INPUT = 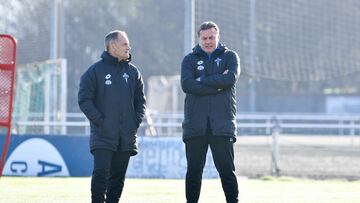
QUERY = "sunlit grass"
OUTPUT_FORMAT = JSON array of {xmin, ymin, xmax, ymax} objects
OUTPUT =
[{"xmin": 0, "ymin": 176, "xmax": 359, "ymax": 203}]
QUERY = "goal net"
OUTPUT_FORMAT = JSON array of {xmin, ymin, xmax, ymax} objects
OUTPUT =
[
  {"xmin": 192, "ymin": 0, "xmax": 360, "ymax": 179},
  {"xmin": 195, "ymin": 0, "xmax": 360, "ymax": 81},
  {"xmin": 12, "ymin": 59, "xmax": 67, "ymax": 135}
]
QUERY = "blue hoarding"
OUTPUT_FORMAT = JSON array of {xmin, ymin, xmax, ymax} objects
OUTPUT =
[{"xmin": 0, "ymin": 135, "xmax": 219, "ymax": 178}]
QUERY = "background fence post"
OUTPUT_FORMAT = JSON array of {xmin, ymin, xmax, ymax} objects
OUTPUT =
[{"xmin": 271, "ymin": 117, "xmax": 280, "ymax": 176}]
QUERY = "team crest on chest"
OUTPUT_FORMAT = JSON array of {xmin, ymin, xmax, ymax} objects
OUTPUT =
[
  {"xmin": 214, "ymin": 58, "xmax": 222, "ymax": 67},
  {"xmin": 122, "ymin": 73, "xmax": 129, "ymax": 83}
]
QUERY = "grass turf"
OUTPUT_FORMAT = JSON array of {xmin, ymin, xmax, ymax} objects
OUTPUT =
[{"xmin": 0, "ymin": 176, "xmax": 359, "ymax": 203}]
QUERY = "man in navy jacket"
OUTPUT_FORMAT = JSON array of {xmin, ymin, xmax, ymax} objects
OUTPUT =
[
  {"xmin": 181, "ymin": 21, "xmax": 240, "ymax": 203},
  {"xmin": 78, "ymin": 30, "xmax": 146, "ymax": 203}
]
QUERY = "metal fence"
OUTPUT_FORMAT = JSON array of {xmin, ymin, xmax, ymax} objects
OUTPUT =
[
  {"xmin": 11, "ymin": 112, "xmax": 360, "ymax": 137},
  {"xmin": 10, "ymin": 112, "xmax": 360, "ymax": 179}
]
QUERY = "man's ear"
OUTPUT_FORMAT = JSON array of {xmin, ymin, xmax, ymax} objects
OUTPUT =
[{"xmin": 110, "ymin": 41, "xmax": 117, "ymax": 51}]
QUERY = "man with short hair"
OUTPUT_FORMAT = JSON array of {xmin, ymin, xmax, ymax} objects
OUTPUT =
[
  {"xmin": 78, "ymin": 30, "xmax": 146, "ymax": 203},
  {"xmin": 181, "ymin": 21, "xmax": 240, "ymax": 203}
]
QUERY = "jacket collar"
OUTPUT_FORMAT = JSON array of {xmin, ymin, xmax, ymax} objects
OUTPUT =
[
  {"xmin": 192, "ymin": 43, "xmax": 227, "ymax": 57},
  {"xmin": 101, "ymin": 51, "xmax": 131, "ymax": 65}
]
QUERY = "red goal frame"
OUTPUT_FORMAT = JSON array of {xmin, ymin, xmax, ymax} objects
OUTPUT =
[{"xmin": 0, "ymin": 34, "xmax": 17, "ymax": 176}]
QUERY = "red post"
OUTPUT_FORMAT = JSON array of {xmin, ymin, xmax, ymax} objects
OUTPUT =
[{"xmin": 0, "ymin": 34, "xmax": 17, "ymax": 176}]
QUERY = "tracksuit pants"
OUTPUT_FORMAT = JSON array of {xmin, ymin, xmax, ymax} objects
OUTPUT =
[
  {"xmin": 185, "ymin": 135, "xmax": 239, "ymax": 203},
  {"xmin": 91, "ymin": 147, "xmax": 130, "ymax": 203}
]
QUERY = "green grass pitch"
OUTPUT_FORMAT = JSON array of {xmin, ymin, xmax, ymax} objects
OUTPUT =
[{"xmin": 0, "ymin": 176, "xmax": 359, "ymax": 203}]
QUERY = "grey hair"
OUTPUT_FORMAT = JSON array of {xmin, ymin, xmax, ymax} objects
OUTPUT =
[
  {"xmin": 197, "ymin": 21, "xmax": 219, "ymax": 37},
  {"xmin": 104, "ymin": 30, "xmax": 127, "ymax": 51}
]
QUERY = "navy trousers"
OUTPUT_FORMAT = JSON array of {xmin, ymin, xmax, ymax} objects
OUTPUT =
[
  {"xmin": 91, "ymin": 148, "xmax": 130, "ymax": 203},
  {"xmin": 185, "ymin": 135, "xmax": 239, "ymax": 203}
]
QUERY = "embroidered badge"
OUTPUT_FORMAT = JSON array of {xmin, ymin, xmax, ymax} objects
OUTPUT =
[
  {"xmin": 214, "ymin": 58, "xmax": 222, "ymax": 67},
  {"xmin": 122, "ymin": 73, "xmax": 129, "ymax": 83},
  {"xmin": 197, "ymin": 65, "xmax": 204, "ymax": 71},
  {"xmin": 105, "ymin": 80, "xmax": 112, "ymax": 85},
  {"xmin": 105, "ymin": 74, "xmax": 112, "ymax": 85}
]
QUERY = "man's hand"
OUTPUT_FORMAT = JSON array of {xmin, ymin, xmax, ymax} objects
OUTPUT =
[
  {"xmin": 223, "ymin": 69, "xmax": 229, "ymax": 74},
  {"xmin": 196, "ymin": 77, "xmax": 201, "ymax": 82}
]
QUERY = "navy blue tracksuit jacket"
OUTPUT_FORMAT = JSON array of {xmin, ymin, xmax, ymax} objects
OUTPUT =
[
  {"xmin": 78, "ymin": 51, "xmax": 146, "ymax": 155},
  {"xmin": 181, "ymin": 43, "xmax": 240, "ymax": 142}
]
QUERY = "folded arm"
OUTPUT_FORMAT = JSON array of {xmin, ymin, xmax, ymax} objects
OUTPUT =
[
  {"xmin": 181, "ymin": 55, "xmax": 220, "ymax": 95},
  {"xmin": 200, "ymin": 51, "xmax": 240, "ymax": 89}
]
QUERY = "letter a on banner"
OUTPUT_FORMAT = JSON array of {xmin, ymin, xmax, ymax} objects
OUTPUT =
[{"xmin": 0, "ymin": 34, "xmax": 17, "ymax": 177}]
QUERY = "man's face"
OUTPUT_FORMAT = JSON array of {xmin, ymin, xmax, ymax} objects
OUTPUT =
[
  {"xmin": 199, "ymin": 27, "xmax": 219, "ymax": 54},
  {"xmin": 112, "ymin": 33, "xmax": 131, "ymax": 60}
]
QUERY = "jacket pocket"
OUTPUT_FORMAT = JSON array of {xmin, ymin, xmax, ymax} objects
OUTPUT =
[
  {"xmin": 125, "ymin": 112, "xmax": 138, "ymax": 136},
  {"xmin": 101, "ymin": 117, "xmax": 119, "ymax": 138},
  {"xmin": 184, "ymin": 95, "xmax": 195, "ymax": 119},
  {"xmin": 224, "ymin": 91, "xmax": 236, "ymax": 118}
]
